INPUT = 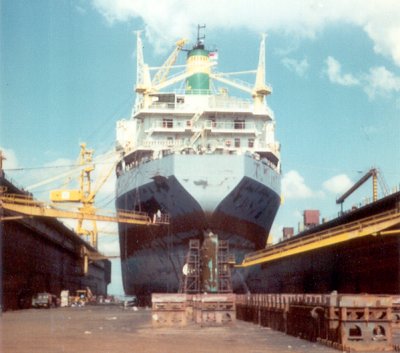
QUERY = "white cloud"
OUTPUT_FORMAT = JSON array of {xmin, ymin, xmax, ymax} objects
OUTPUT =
[
  {"xmin": 282, "ymin": 57, "xmax": 309, "ymax": 77},
  {"xmin": 363, "ymin": 66, "xmax": 400, "ymax": 99},
  {"xmin": 324, "ymin": 57, "xmax": 400, "ymax": 100},
  {"xmin": 322, "ymin": 174, "xmax": 353, "ymax": 194},
  {"xmin": 92, "ymin": 0, "xmax": 400, "ymax": 67},
  {"xmin": 362, "ymin": 9, "xmax": 400, "ymax": 68},
  {"xmin": 325, "ymin": 56, "xmax": 359, "ymax": 86},
  {"xmin": 282, "ymin": 170, "xmax": 314, "ymax": 199}
]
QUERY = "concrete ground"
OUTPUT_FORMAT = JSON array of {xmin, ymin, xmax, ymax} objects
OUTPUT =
[{"xmin": 1, "ymin": 305, "xmax": 341, "ymax": 353}]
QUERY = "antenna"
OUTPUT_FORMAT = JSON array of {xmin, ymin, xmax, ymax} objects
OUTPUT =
[{"xmin": 196, "ymin": 24, "xmax": 206, "ymax": 49}]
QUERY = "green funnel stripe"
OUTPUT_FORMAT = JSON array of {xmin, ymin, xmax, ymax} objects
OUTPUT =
[
  {"xmin": 187, "ymin": 48, "xmax": 209, "ymax": 58},
  {"xmin": 186, "ymin": 73, "xmax": 210, "ymax": 94}
]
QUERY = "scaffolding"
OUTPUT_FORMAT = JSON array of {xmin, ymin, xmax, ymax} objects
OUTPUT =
[
  {"xmin": 180, "ymin": 236, "xmax": 234, "ymax": 294},
  {"xmin": 181, "ymin": 239, "xmax": 201, "ymax": 294}
]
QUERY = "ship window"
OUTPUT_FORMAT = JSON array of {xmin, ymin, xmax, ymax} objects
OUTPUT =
[
  {"xmin": 163, "ymin": 118, "xmax": 173, "ymax": 128},
  {"xmin": 234, "ymin": 119, "xmax": 245, "ymax": 129},
  {"xmin": 234, "ymin": 138, "xmax": 241, "ymax": 148},
  {"xmin": 167, "ymin": 137, "xmax": 174, "ymax": 146},
  {"xmin": 248, "ymin": 138, "xmax": 254, "ymax": 148}
]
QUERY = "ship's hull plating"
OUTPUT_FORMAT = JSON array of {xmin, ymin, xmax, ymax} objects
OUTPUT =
[{"xmin": 116, "ymin": 154, "xmax": 281, "ymax": 298}]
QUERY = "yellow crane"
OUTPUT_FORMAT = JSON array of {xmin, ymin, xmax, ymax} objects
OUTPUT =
[
  {"xmin": 135, "ymin": 32, "xmax": 187, "ymax": 108},
  {"xmin": 336, "ymin": 167, "xmax": 388, "ymax": 212},
  {"xmin": 0, "ymin": 192, "xmax": 167, "ymax": 226},
  {"xmin": 0, "ymin": 191, "xmax": 168, "ymax": 271},
  {"xmin": 236, "ymin": 167, "xmax": 398, "ymax": 268},
  {"xmin": 0, "ymin": 144, "xmax": 169, "ymax": 250},
  {"xmin": 49, "ymin": 143, "xmax": 106, "ymax": 248}
]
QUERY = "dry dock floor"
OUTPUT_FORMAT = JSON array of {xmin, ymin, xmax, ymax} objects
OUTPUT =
[{"xmin": 1, "ymin": 305, "xmax": 395, "ymax": 353}]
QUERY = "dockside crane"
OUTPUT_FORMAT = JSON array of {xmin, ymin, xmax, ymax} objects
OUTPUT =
[
  {"xmin": 48, "ymin": 143, "xmax": 114, "ymax": 249},
  {"xmin": 236, "ymin": 168, "xmax": 398, "ymax": 269},
  {"xmin": 0, "ymin": 145, "xmax": 169, "ymax": 250},
  {"xmin": 336, "ymin": 168, "xmax": 388, "ymax": 212}
]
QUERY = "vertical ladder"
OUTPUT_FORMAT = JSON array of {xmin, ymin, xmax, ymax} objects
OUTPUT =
[
  {"xmin": 181, "ymin": 239, "xmax": 201, "ymax": 293},
  {"xmin": 217, "ymin": 240, "xmax": 234, "ymax": 293}
]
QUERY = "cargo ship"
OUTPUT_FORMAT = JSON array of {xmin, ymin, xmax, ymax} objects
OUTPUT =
[{"xmin": 115, "ymin": 31, "xmax": 281, "ymax": 301}]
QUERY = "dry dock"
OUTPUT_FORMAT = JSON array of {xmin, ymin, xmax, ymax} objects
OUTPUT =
[
  {"xmin": 1, "ymin": 305, "xmax": 339, "ymax": 353},
  {"xmin": 1, "ymin": 175, "xmax": 111, "ymax": 311}
]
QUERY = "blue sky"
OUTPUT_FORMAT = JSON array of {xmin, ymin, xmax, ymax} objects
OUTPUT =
[{"xmin": 2, "ymin": 0, "xmax": 400, "ymax": 295}]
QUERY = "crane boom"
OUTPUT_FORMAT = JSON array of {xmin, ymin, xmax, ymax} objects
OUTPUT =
[
  {"xmin": 1, "ymin": 144, "xmax": 169, "ymax": 249},
  {"xmin": 134, "ymin": 32, "xmax": 272, "ymax": 112},
  {"xmin": 25, "ymin": 165, "xmax": 82, "ymax": 191},
  {"xmin": 151, "ymin": 38, "xmax": 187, "ymax": 87},
  {"xmin": 209, "ymin": 73, "xmax": 253, "ymax": 95},
  {"xmin": 336, "ymin": 168, "xmax": 378, "ymax": 205}
]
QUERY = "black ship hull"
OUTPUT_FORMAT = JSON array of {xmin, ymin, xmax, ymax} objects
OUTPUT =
[{"xmin": 116, "ymin": 160, "xmax": 281, "ymax": 303}]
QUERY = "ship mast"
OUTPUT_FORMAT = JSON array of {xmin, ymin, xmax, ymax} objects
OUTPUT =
[
  {"xmin": 135, "ymin": 31, "xmax": 151, "ymax": 110},
  {"xmin": 134, "ymin": 31, "xmax": 187, "ymax": 110},
  {"xmin": 134, "ymin": 30, "xmax": 271, "ymax": 113},
  {"xmin": 253, "ymin": 33, "xmax": 271, "ymax": 112},
  {"xmin": 209, "ymin": 33, "xmax": 272, "ymax": 113}
]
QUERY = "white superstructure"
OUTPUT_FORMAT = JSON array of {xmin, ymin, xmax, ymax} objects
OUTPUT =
[{"xmin": 116, "ymin": 33, "xmax": 280, "ymax": 177}]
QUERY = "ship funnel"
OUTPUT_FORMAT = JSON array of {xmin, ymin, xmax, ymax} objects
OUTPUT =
[{"xmin": 185, "ymin": 25, "xmax": 212, "ymax": 95}]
